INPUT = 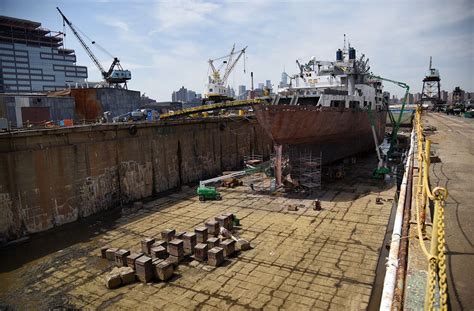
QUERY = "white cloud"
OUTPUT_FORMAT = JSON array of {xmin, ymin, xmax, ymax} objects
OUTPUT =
[
  {"xmin": 101, "ymin": 19, "xmax": 129, "ymax": 32},
  {"xmin": 152, "ymin": 0, "xmax": 220, "ymax": 31},
  {"xmin": 77, "ymin": 0, "xmax": 474, "ymax": 100}
]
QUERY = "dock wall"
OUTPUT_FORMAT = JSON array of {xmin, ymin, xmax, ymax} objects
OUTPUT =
[{"xmin": 0, "ymin": 118, "xmax": 272, "ymax": 242}]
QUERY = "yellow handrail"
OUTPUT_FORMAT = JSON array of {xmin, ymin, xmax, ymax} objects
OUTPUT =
[{"xmin": 413, "ymin": 107, "xmax": 449, "ymax": 310}]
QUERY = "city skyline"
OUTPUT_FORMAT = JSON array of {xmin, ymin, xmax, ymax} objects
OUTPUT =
[{"xmin": 1, "ymin": 0, "xmax": 472, "ymax": 101}]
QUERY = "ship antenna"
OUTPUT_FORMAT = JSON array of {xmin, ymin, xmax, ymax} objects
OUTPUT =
[{"xmin": 343, "ymin": 34, "xmax": 346, "ymax": 52}]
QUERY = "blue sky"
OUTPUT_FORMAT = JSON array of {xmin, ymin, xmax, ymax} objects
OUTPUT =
[{"xmin": 2, "ymin": 0, "xmax": 473, "ymax": 101}]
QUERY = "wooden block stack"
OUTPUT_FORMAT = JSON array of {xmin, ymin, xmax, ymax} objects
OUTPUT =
[
  {"xmin": 126, "ymin": 253, "xmax": 143, "ymax": 270},
  {"xmin": 135, "ymin": 255, "xmax": 153, "ymax": 283},
  {"xmin": 207, "ymin": 237, "xmax": 220, "ymax": 249},
  {"xmin": 220, "ymin": 239, "xmax": 236, "ymax": 257},
  {"xmin": 155, "ymin": 261, "xmax": 174, "ymax": 281},
  {"xmin": 114, "ymin": 249, "xmax": 130, "ymax": 267},
  {"xmin": 195, "ymin": 227, "xmax": 208, "ymax": 243},
  {"xmin": 167, "ymin": 239, "xmax": 184, "ymax": 263},
  {"xmin": 208, "ymin": 247, "xmax": 224, "ymax": 267},
  {"xmin": 205, "ymin": 220, "xmax": 220, "ymax": 237},
  {"xmin": 105, "ymin": 248, "xmax": 119, "ymax": 261},
  {"xmin": 161, "ymin": 229, "xmax": 176, "ymax": 242},
  {"xmin": 141, "ymin": 238, "xmax": 155, "ymax": 255},
  {"xmin": 150, "ymin": 246, "xmax": 167, "ymax": 259},
  {"xmin": 183, "ymin": 232, "xmax": 197, "ymax": 255},
  {"xmin": 194, "ymin": 243, "xmax": 208, "ymax": 262}
]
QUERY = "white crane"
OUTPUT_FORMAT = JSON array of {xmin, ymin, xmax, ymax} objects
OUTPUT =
[{"xmin": 204, "ymin": 44, "xmax": 247, "ymax": 102}]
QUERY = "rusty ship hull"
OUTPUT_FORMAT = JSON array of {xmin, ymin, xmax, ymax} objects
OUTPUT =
[{"xmin": 254, "ymin": 105, "xmax": 387, "ymax": 163}]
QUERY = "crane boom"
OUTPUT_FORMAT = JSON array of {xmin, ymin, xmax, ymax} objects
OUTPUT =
[
  {"xmin": 221, "ymin": 46, "xmax": 247, "ymax": 84},
  {"xmin": 56, "ymin": 7, "xmax": 107, "ymax": 77},
  {"xmin": 368, "ymin": 74, "xmax": 410, "ymax": 154}
]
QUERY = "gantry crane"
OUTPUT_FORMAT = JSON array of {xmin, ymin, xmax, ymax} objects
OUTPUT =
[
  {"xmin": 204, "ymin": 44, "xmax": 247, "ymax": 103},
  {"xmin": 56, "ymin": 7, "xmax": 131, "ymax": 89}
]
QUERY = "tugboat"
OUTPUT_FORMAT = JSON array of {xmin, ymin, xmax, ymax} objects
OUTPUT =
[{"xmin": 254, "ymin": 39, "xmax": 386, "ymax": 164}]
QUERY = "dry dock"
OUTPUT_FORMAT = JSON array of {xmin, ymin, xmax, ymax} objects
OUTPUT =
[{"xmin": 0, "ymin": 152, "xmax": 396, "ymax": 310}]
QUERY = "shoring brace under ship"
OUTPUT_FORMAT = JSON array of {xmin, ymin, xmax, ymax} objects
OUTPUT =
[{"xmin": 255, "ymin": 42, "xmax": 387, "ymax": 173}]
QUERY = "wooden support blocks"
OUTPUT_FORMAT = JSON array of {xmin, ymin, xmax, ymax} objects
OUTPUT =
[
  {"xmin": 105, "ymin": 248, "xmax": 118, "ymax": 261},
  {"xmin": 221, "ymin": 239, "xmax": 236, "ymax": 257},
  {"xmin": 207, "ymin": 237, "xmax": 220, "ymax": 249},
  {"xmin": 141, "ymin": 238, "xmax": 155, "ymax": 255},
  {"xmin": 126, "ymin": 253, "xmax": 143, "ymax": 270},
  {"xmin": 161, "ymin": 229, "xmax": 176, "ymax": 242},
  {"xmin": 183, "ymin": 232, "xmax": 197, "ymax": 255},
  {"xmin": 150, "ymin": 246, "xmax": 167, "ymax": 259},
  {"xmin": 205, "ymin": 220, "xmax": 220, "ymax": 236},
  {"xmin": 194, "ymin": 243, "xmax": 208, "ymax": 262},
  {"xmin": 155, "ymin": 260, "xmax": 174, "ymax": 281},
  {"xmin": 208, "ymin": 247, "xmax": 224, "ymax": 267},
  {"xmin": 114, "ymin": 249, "xmax": 130, "ymax": 267},
  {"xmin": 195, "ymin": 227, "xmax": 208, "ymax": 243},
  {"xmin": 135, "ymin": 255, "xmax": 153, "ymax": 283},
  {"xmin": 168, "ymin": 239, "xmax": 184, "ymax": 258}
]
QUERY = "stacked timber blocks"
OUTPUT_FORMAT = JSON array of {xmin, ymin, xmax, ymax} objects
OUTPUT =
[
  {"xmin": 154, "ymin": 260, "xmax": 174, "ymax": 281},
  {"xmin": 105, "ymin": 248, "xmax": 118, "ymax": 261},
  {"xmin": 208, "ymin": 247, "xmax": 224, "ymax": 267},
  {"xmin": 150, "ymin": 246, "xmax": 167, "ymax": 259},
  {"xmin": 135, "ymin": 255, "xmax": 153, "ymax": 283},
  {"xmin": 115, "ymin": 249, "xmax": 130, "ymax": 267},
  {"xmin": 195, "ymin": 227, "xmax": 208, "ymax": 243},
  {"xmin": 127, "ymin": 253, "xmax": 143, "ymax": 270},
  {"xmin": 161, "ymin": 229, "xmax": 176, "ymax": 242},
  {"xmin": 205, "ymin": 220, "xmax": 220, "ymax": 237},
  {"xmin": 194, "ymin": 243, "xmax": 208, "ymax": 262},
  {"xmin": 215, "ymin": 214, "xmax": 233, "ymax": 231},
  {"xmin": 207, "ymin": 237, "xmax": 220, "ymax": 249},
  {"xmin": 221, "ymin": 239, "xmax": 236, "ymax": 257},
  {"xmin": 101, "ymin": 212, "xmax": 251, "ymax": 289},
  {"xmin": 141, "ymin": 238, "xmax": 155, "ymax": 255},
  {"xmin": 167, "ymin": 239, "xmax": 184, "ymax": 265},
  {"xmin": 183, "ymin": 232, "xmax": 197, "ymax": 255}
]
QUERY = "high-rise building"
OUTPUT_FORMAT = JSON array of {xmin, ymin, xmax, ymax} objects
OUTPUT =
[
  {"xmin": 172, "ymin": 86, "xmax": 188, "ymax": 103},
  {"xmin": 257, "ymin": 83, "xmax": 264, "ymax": 90},
  {"xmin": 265, "ymin": 80, "xmax": 271, "ymax": 89},
  {"xmin": 226, "ymin": 86, "xmax": 235, "ymax": 98},
  {"xmin": 452, "ymin": 86, "xmax": 465, "ymax": 104},
  {"xmin": 0, "ymin": 16, "xmax": 88, "ymax": 93},
  {"xmin": 279, "ymin": 72, "xmax": 288, "ymax": 88},
  {"xmin": 187, "ymin": 90, "xmax": 196, "ymax": 102},
  {"xmin": 238, "ymin": 85, "xmax": 246, "ymax": 97}
]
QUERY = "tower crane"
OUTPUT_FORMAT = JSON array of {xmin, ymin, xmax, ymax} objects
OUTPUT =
[
  {"xmin": 204, "ymin": 44, "xmax": 247, "ymax": 103},
  {"xmin": 56, "ymin": 7, "xmax": 131, "ymax": 89}
]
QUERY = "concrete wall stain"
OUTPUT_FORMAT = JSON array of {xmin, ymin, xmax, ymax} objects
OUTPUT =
[{"xmin": 0, "ymin": 118, "xmax": 272, "ymax": 242}]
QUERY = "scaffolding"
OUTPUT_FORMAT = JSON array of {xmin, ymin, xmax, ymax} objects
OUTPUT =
[{"xmin": 296, "ymin": 151, "xmax": 322, "ymax": 190}]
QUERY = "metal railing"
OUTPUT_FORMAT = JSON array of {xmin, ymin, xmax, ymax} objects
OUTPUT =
[{"xmin": 413, "ymin": 107, "xmax": 449, "ymax": 310}]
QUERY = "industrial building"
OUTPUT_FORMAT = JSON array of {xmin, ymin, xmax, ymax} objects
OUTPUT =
[{"xmin": 0, "ymin": 15, "xmax": 88, "ymax": 93}]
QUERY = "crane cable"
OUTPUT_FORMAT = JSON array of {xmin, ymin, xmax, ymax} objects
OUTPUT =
[{"xmin": 71, "ymin": 21, "xmax": 114, "ymax": 59}]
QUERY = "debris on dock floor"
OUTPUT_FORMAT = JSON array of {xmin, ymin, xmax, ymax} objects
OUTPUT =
[{"xmin": 0, "ymin": 154, "xmax": 396, "ymax": 310}]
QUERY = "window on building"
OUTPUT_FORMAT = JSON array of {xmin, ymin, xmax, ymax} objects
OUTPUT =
[
  {"xmin": 349, "ymin": 101, "xmax": 360, "ymax": 109},
  {"xmin": 330, "ymin": 100, "xmax": 345, "ymax": 108}
]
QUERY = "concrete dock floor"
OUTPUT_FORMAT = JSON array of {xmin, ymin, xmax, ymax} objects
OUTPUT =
[
  {"xmin": 0, "ymin": 154, "xmax": 396, "ymax": 310},
  {"xmin": 423, "ymin": 113, "xmax": 474, "ymax": 310}
]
